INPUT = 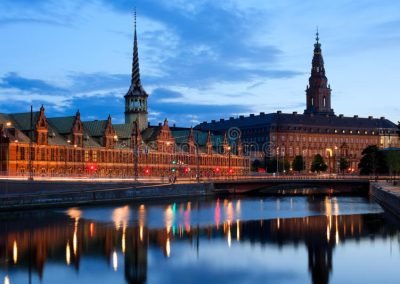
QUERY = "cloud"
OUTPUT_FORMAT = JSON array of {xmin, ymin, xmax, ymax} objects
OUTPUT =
[{"xmin": 0, "ymin": 72, "xmax": 65, "ymax": 93}]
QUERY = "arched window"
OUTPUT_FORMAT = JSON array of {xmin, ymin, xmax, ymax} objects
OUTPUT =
[
  {"xmin": 323, "ymin": 97, "xmax": 326, "ymax": 107},
  {"xmin": 311, "ymin": 97, "xmax": 314, "ymax": 106}
]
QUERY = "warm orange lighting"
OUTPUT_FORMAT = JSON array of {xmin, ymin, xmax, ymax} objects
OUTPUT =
[
  {"xmin": 73, "ymin": 230, "xmax": 77, "ymax": 256},
  {"xmin": 89, "ymin": 222, "xmax": 95, "ymax": 237},
  {"xmin": 12, "ymin": 240, "xmax": 17, "ymax": 264},
  {"xmin": 166, "ymin": 238, "xmax": 171, "ymax": 257},
  {"xmin": 165, "ymin": 205, "xmax": 173, "ymax": 234},
  {"xmin": 122, "ymin": 228, "xmax": 126, "ymax": 254},
  {"xmin": 227, "ymin": 221, "xmax": 232, "ymax": 247},
  {"xmin": 67, "ymin": 208, "xmax": 82, "ymax": 220},
  {"xmin": 140, "ymin": 225, "xmax": 144, "ymax": 242},
  {"xmin": 112, "ymin": 206, "xmax": 130, "ymax": 230},
  {"xmin": 66, "ymin": 242, "xmax": 71, "ymax": 265}
]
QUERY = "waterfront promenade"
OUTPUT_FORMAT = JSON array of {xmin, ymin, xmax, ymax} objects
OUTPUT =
[
  {"xmin": 370, "ymin": 181, "xmax": 400, "ymax": 216},
  {"xmin": 0, "ymin": 175, "xmax": 397, "ymax": 211}
]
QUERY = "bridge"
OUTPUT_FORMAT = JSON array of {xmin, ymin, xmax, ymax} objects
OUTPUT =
[{"xmin": 212, "ymin": 176, "xmax": 373, "ymax": 195}]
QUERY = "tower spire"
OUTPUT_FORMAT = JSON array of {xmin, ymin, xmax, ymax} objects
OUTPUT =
[
  {"xmin": 304, "ymin": 31, "xmax": 334, "ymax": 116},
  {"xmin": 131, "ymin": 8, "xmax": 141, "ymax": 87},
  {"xmin": 124, "ymin": 9, "xmax": 149, "ymax": 130}
]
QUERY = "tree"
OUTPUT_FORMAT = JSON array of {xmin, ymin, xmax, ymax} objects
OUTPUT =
[
  {"xmin": 358, "ymin": 145, "xmax": 387, "ymax": 175},
  {"xmin": 292, "ymin": 155, "xmax": 305, "ymax": 172},
  {"xmin": 339, "ymin": 157, "xmax": 350, "ymax": 174},
  {"xmin": 385, "ymin": 150, "xmax": 400, "ymax": 178},
  {"xmin": 311, "ymin": 154, "xmax": 328, "ymax": 173}
]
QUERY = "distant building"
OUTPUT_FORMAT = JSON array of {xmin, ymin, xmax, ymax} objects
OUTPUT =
[
  {"xmin": 196, "ymin": 33, "xmax": 399, "ymax": 172},
  {"xmin": 0, "ymin": 15, "xmax": 249, "ymax": 178}
]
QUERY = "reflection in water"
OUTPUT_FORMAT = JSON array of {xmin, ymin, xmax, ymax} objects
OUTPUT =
[
  {"xmin": 65, "ymin": 241, "xmax": 71, "ymax": 265},
  {"xmin": 139, "ymin": 205, "xmax": 146, "ymax": 242},
  {"xmin": 112, "ymin": 250, "xmax": 118, "ymax": 271},
  {"xmin": 112, "ymin": 206, "xmax": 130, "ymax": 231},
  {"xmin": 12, "ymin": 240, "xmax": 17, "ymax": 265},
  {"xmin": 0, "ymin": 197, "xmax": 398, "ymax": 284}
]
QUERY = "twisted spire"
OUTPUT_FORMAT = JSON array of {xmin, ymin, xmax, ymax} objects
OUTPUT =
[{"xmin": 131, "ymin": 8, "xmax": 141, "ymax": 87}]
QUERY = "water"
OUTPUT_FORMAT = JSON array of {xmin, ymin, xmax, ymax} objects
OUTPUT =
[{"xmin": 1, "ymin": 195, "xmax": 400, "ymax": 284}]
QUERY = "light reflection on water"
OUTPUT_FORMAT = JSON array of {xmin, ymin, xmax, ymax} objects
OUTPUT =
[{"xmin": 0, "ymin": 196, "xmax": 399, "ymax": 284}]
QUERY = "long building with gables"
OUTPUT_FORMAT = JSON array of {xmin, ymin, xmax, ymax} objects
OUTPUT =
[{"xmin": 0, "ymin": 16, "xmax": 250, "ymax": 178}]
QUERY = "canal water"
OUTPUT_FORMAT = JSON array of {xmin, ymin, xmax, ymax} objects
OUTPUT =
[{"xmin": 1, "ymin": 195, "xmax": 400, "ymax": 284}]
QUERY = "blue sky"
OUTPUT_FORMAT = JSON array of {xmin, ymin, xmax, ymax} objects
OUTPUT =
[{"xmin": 0, "ymin": 0, "xmax": 399, "ymax": 126}]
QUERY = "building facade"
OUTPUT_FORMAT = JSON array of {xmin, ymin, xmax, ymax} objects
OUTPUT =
[
  {"xmin": 0, "ymin": 16, "xmax": 250, "ymax": 178},
  {"xmin": 196, "ymin": 33, "xmax": 399, "ymax": 172}
]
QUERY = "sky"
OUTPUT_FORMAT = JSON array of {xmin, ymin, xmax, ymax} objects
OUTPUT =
[{"xmin": 0, "ymin": 0, "xmax": 399, "ymax": 126}]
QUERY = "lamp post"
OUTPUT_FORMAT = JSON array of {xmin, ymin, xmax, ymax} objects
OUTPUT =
[
  {"xmin": 28, "ymin": 105, "xmax": 34, "ymax": 181},
  {"xmin": 133, "ymin": 134, "xmax": 139, "ymax": 181}
]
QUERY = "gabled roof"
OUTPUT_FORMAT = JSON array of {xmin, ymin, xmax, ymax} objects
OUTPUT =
[
  {"xmin": 47, "ymin": 116, "xmax": 75, "ymax": 134},
  {"xmin": 8, "ymin": 111, "xmax": 40, "ymax": 131},
  {"xmin": 141, "ymin": 126, "xmax": 161, "ymax": 142},
  {"xmin": 114, "ymin": 123, "xmax": 133, "ymax": 139},
  {"xmin": 83, "ymin": 120, "xmax": 107, "ymax": 137}
]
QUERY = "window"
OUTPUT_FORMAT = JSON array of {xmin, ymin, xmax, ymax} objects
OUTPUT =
[
  {"xmin": 41, "ymin": 149, "xmax": 45, "ymax": 161},
  {"xmin": 85, "ymin": 150, "xmax": 89, "ymax": 162},
  {"xmin": 93, "ymin": 151, "xmax": 97, "ymax": 162},
  {"xmin": 311, "ymin": 97, "xmax": 314, "ymax": 106},
  {"xmin": 323, "ymin": 97, "xmax": 326, "ymax": 107},
  {"xmin": 20, "ymin": 147, "xmax": 25, "ymax": 160}
]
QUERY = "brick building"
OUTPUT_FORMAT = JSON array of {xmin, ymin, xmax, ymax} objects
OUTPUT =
[
  {"xmin": 0, "ymin": 17, "xmax": 250, "ymax": 178},
  {"xmin": 196, "ymin": 33, "xmax": 399, "ymax": 172}
]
